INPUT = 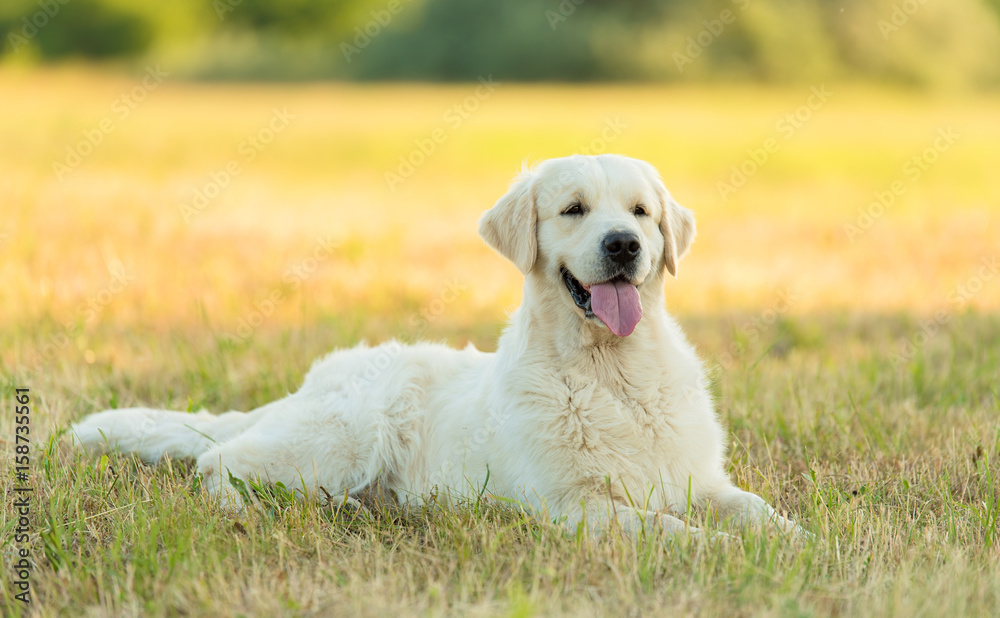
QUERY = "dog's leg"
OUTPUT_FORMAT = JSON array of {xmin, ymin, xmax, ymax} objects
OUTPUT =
[
  {"xmin": 564, "ymin": 498, "xmax": 730, "ymax": 541},
  {"xmin": 704, "ymin": 485, "xmax": 806, "ymax": 536},
  {"xmin": 194, "ymin": 411, "xmax": 394, "ymax": 512},
  {"xmin": 608, "ymin": 505, "xmax": 701, "ymax": 538}
]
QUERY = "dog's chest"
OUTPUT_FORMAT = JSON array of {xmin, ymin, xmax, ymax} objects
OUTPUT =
[{"xmin": 544, "ymin": 372, "xmax": 681, "ymax": 457}]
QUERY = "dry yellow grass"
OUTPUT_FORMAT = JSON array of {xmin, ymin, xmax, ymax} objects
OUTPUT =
[{"xmin": 1, "ymin": 68, "xmax": 998, "ymax": 616}]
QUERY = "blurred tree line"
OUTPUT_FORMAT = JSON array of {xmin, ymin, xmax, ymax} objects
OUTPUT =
[{"xmin": 2, "ymin": 0, "xmax": 999, "ymax": 88}]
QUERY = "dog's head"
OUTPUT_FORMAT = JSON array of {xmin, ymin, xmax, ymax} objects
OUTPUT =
[{"xmin": 479, "ymin": 154, "xmax": 695, "ymax": 337}]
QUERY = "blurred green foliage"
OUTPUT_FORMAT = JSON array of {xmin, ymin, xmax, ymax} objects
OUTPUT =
[
  {"xmin": 2, "ymin": 0, "xmax": 999, "ymax": 87},
  {"xmin": 1, "ymin": 0, "xmax": 152, "ymax": 59}
]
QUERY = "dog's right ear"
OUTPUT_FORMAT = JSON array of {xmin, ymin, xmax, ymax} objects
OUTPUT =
[{"xmin": 478, "ymin": 171, "xmax": 537, "ymax": 274}]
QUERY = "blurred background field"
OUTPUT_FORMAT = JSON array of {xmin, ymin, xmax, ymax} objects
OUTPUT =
[
  {"xmin": 2, "ymin": 70, "xmax": 999, "ymax": 341},
  {"xmin": 2, "ymin": 1, "xmax": 1000, "ymax": 615}
]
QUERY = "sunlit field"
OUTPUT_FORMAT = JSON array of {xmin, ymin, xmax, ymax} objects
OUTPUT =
[{"xmin": 1, "ymin": 69, "xmax": 999, "ymax": 615}]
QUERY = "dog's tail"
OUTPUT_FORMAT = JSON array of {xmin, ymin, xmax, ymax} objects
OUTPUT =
[{"xmin": 70, "ymin": 407, "xmax": 259, "ymax": 463}]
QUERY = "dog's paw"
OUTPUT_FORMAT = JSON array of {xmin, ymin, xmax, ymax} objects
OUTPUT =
[
  {"xmin": 198, "ymin": 465, "xmax": 250, "ymax": 514},
  {"xmin": 326, "ymin": 496, "xmax": 372, "ymax": 521},
  {"xmin": 694, "ymin": 528, "xmax": 740, "ymax": 546},
  {"xmin": 662, "ymin": 526, "xmax": 738, "ymax": 547},
  {"xmin": 776, "ymin": 517, "xmax": 814, "ymax": 541},
  {"xmin": 215, "ymin": 484, "xmax": 249, "ymax": 514},
  {"xmin": 791, "ymin": 524, "xmax": 815, "ymax": 542}
]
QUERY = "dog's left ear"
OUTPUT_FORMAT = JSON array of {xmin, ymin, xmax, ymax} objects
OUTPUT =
[
  {"xmin": 479, "ymin": 170, "xmax": 538, "ymax": 274},
  {"xmin": 661, "ymin": 198, "xmax": 696, "ymax": 278},
  {"xmin": 641, "ymin": 162, "xmax": 696, "ymax": 277}
]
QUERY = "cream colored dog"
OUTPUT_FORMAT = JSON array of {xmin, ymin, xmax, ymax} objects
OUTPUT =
[{"xmin": 73, "ymin": 154, "xmax": 801, "ymax": 537}]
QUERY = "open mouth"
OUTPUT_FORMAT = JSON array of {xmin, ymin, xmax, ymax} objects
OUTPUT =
[
  {"xmin": 560, "ymin": 267, "xmax": 643, "ymax": 337},
  {"xmin": 561, "ymin": 268, "xmax": 594, "ymax": 317}
]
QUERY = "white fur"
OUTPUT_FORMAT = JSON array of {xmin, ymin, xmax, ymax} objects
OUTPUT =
[{"xmin": 72, "ymin": 154, "xmax": 801, "ymax": 536}]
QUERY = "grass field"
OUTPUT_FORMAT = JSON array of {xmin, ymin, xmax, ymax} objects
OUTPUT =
[{"xmin": 1, "ymin": 68, "xmax": 999, "ymax": 616}]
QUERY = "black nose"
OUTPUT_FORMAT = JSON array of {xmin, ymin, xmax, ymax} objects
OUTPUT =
[{"xmin": 602, "ymin": 231, "xmax": 641, "ymax": 265}]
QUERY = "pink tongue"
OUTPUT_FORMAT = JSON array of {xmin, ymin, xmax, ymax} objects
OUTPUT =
[{"xmin": 589, "ymin": 280, "xmax": 642, "ymax": 337}]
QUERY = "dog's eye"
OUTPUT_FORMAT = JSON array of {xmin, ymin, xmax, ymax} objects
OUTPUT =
[
  {"xmin": 562, "ymin": 203, "xmax": 584, "ymax": 216},
  {"xmin": 633, "ymin": 204, "xmax": 648, "ymax": 216}
]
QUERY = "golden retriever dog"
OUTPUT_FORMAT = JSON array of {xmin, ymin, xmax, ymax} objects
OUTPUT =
[{"xmin": 73, "ymin": 154, "xmax": 802, "ymax": 537}]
